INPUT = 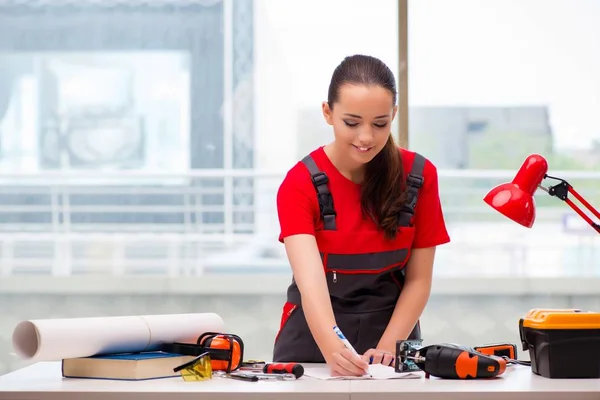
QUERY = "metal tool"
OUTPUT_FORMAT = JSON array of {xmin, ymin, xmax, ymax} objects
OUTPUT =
[
  {"xmin": 230, "ymin": 371, "xmax": 297, "ymax": 381},
  {"xmin": 394, "ymin": 339, "xmax": 425, "ymax": 372}
]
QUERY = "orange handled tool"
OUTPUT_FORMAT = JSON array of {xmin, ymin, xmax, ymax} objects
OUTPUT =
[
  {"xmin": 397, "ymin": 342, "xmax": 507, "ymax": 379},
  {"xmin": 474, "ymin": 343, "xmax": 517, "ymax": 360},
  {"xmin": 263, "ymin": 363, "xmax": 304, "ymax": 379}
]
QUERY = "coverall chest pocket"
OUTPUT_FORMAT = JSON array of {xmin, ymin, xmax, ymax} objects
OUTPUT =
[{"xmin": 316, "ymin": 228, "xmax": 415, "ymax": 298}]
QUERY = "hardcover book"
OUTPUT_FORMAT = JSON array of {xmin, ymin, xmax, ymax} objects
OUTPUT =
[{"xmin": 61, "ymin": 351, "xmax": 194, "ymax": 381}]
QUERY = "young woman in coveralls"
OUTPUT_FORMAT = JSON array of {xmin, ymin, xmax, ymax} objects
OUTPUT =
[{"xmin": 273, "ymin": 55, "xmax": 450, "ymax": 377}]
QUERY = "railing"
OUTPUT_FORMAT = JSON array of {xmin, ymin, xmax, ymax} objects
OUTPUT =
[{"xmin": 0, "ymin": 169, "xmax": 598, "ymax": 277}]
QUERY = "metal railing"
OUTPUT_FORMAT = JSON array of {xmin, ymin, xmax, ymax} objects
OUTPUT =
[{"xmin": 0, "ymin": 169, "xmax": 598, "ymax": 277}]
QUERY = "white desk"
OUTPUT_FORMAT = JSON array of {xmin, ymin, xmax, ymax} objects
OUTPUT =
[
  {"xmin": 351, "ymin": 366, "xmax": 600, "ymax": 400},
  {"xmin": 0, "ymin": 362, "xmax": 599, "ymax": 400},
  {"xmin": 0, "ymin": 362, "xmax": 349, "ymax": 400}
]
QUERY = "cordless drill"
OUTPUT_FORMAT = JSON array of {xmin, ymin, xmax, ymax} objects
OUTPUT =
[{"xmin": 395, "ymin": 341, "xmax": 507, "ymax": 379}]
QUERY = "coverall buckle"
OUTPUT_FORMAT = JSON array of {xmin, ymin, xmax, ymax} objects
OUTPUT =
[
  {"xmin": 318, "ymin": 193, "xmax": 336, "ymax": 216},
  {"xmin": 312, "ymin": 172, "xmax": 329, "ymax": 186},
  {"xmin": 407, "ymin": 174, "xmax": 424, "ymax": 188}
]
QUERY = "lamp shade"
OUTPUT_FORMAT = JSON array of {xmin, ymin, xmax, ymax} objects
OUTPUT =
[{"xmin": 483, "ymin": 154, "xmax": 549, "ymax": 228}]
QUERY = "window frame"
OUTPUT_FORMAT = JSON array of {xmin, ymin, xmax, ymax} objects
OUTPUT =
[{"xmin": 397, "ymin": 0, "xmax": 409, "ymax": 148}]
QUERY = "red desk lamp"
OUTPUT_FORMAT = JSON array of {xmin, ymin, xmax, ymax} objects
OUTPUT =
[{"xmin": 483, "ymin": 154, "xmax": 600, "ymax": 234}]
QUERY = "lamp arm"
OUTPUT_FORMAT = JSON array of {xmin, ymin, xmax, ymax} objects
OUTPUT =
[{"xmin": 540, "ymin": 174, "xmax": 600, "ymax": 234}]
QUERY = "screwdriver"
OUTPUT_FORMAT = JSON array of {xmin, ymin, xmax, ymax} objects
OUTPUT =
[{"xmin": 262, "ymin": 363, "xmax": 304, "ymax": 379}]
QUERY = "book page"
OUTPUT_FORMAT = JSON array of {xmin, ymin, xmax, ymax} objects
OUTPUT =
[{"xmin": 303, "ymin": 364, "xmax": 422, "ymax": 380}]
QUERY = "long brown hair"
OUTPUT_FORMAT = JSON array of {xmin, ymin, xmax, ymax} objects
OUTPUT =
[{"xmin": 327, "ymin": 55, "xmax": 406, "ymax": 240}]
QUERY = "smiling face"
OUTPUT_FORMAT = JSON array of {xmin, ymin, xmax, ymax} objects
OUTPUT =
[{"xmin": 322, "ymin": 83, "xmax": 397, "ymax": 169}]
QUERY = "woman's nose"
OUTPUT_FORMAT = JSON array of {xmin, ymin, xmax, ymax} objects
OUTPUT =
[{"xmin": 357, "ymin": 129, "xmax": 374, "ymax": 145}]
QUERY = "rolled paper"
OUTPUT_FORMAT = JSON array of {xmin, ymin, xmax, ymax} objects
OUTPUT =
[{"xmin": 12, "ymin": 313, "xmax": 225, "ymax": 361}]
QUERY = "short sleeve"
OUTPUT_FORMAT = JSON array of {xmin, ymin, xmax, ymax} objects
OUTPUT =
[
  {"xmin": 411, "ymin": 160, "xmax": 451, "ymax": 249},
  {"xmin": 276, "ymin": 166, "xmax": 319, "ymax": 242}
]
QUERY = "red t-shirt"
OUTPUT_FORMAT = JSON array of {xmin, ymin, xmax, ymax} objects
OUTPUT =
[{"xmin": 276, "ymin": 146, "xmax": 450, "ymax": 249}]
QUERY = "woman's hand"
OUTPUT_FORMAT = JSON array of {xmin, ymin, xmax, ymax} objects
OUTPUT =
[
  {"xmin": 327, "ymin": 348, "xmax": 370, "ymax": 377},
  {"xmin": 361, "ymin": 348, "xmax": 395, "ymax": 366}
]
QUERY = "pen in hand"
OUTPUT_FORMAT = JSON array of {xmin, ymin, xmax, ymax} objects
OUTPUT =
[{"xmin": 332, "ymin": 325, "xmax": 370, "ymax": 374}]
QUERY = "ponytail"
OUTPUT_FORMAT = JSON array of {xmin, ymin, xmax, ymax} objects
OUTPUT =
[
  {"xmin": 326, "ymin": 54, "xmax": 405, "ymax": 239},
  {"xmin": 360, "ymin": 134, "xmax": 406, "ymax": 240}
]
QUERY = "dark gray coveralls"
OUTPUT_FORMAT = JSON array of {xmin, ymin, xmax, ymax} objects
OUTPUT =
[{"xmin": 272, "ymin": 152, "xmax": 426, "ymax": 363}]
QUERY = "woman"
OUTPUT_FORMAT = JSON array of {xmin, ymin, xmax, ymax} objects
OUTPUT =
[{"xmin": 272, "ymin": 54, "xmax": 450, "ymax": 377}]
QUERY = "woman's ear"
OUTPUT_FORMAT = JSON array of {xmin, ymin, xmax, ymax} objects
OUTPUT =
[
  {"xmin": 391, "ymin": 105, "xmax": 398, "ymax": 120},
  {"xmin": 322, "ymin": 101, "xmax": 334, "ymax": 126}
]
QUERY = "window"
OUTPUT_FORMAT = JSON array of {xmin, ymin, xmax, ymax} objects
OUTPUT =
[
  {"xmin": 0, "ymin": 0, "xmax": 401, "ymax": 373},
  {"xmin": 3, "ymin": 0, "xmax": 599, "ymax": 381},
  {"xmin": 0, "ymin": 0, "xmax": 256, "ymax": 273},
  {"xmin": 408, "ymin": 0, "xmax": 600, "ymax": 277},
  {"xmin": 0, "ymin": 0, "xmax": 401, "ymax": 275}
]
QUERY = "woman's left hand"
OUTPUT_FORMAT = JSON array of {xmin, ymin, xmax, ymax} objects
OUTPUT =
[{"xmin": 361, "ymin": 348, "xmax": 395, "ymax": 366}]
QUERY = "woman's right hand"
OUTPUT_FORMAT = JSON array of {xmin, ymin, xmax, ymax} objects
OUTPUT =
[{"xmin": 327, "ymin": 348, "xmax": 370, "ymax": 377}]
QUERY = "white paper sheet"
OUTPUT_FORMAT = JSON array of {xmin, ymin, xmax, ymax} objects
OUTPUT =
[
  {"xmin": 304, "ymin": 364, "xmax": 422, "ymax": 380},
  {"xmin": 12, "ymin": 313, "xmax": 225, "ymax": 361}
]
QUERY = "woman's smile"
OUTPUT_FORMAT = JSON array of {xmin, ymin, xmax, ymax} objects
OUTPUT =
[{"xmin": 352, "ymin": 144, "xmax": 374, "ymax": 153}]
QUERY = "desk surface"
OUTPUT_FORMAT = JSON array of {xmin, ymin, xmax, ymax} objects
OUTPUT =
[{"xmin": 0, "ymin": 362, "xmax": 599, "ymax": 400}]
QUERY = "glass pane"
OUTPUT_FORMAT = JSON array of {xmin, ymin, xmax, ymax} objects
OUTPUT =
[
  {"xmin": 0, "ymin": 0, "xmax": 401, "ymax": 274},
  {"xmin": 0, "ymin": 1, "xmax": 232, "ymax": 267},
  {"xmin": 253, "ymin": 0, "xmax": 399, "ymax": 268},
  {"xmin": 255, "ymin": 0, "xmax": 399, "ymax": 168},
  {"xmin": 408, "ymin": 0, "xmax": 600, "ymax": 277}
]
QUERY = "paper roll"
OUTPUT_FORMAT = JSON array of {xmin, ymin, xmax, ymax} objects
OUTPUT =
[{"xmin": 12, "ymin": 313, "xmax": 225, "ymax": 361}]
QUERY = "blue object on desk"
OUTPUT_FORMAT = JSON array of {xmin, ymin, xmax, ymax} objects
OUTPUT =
[{"xmin": 89, "ymin": 352, "xmax": 182, "ymax": 360}]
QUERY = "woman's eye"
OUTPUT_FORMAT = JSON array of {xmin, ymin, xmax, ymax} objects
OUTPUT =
[
  {"xmin": 374, "ymin": 123, "xmax": 388, "ymax": 128},
  {"xmin": 344, "ymin": 120, "xmax": 358, "ymax": 127}
]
